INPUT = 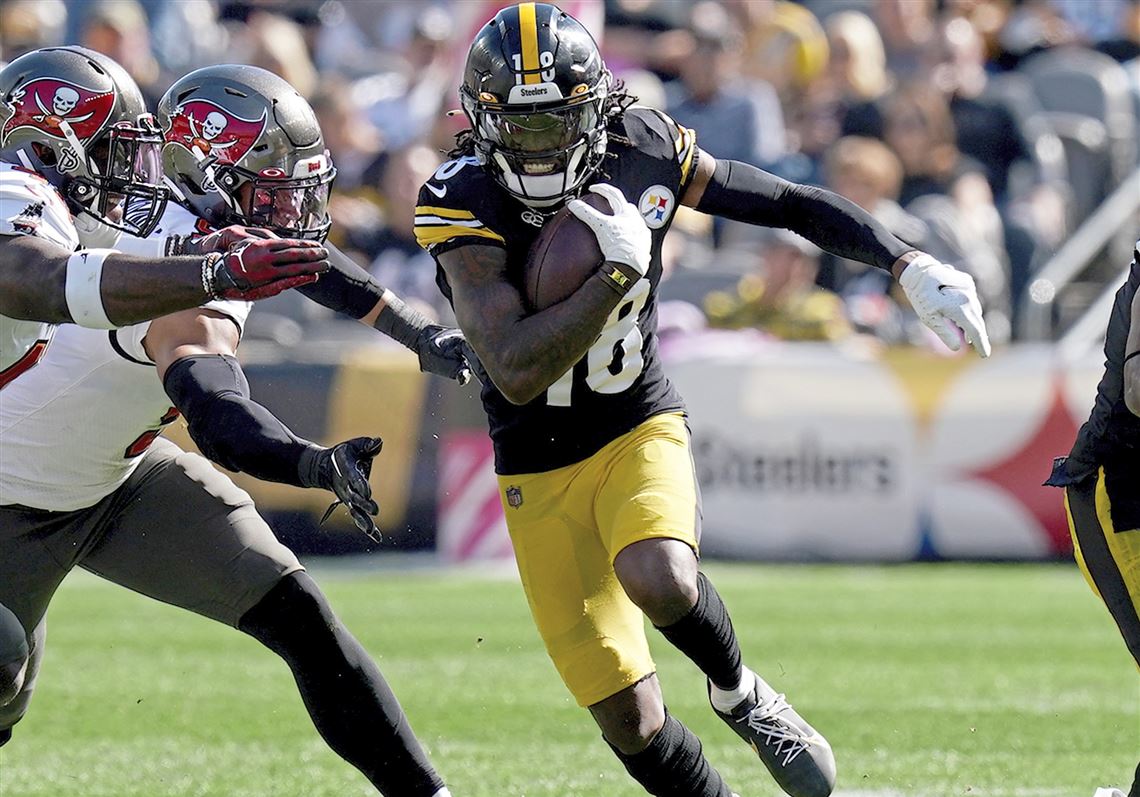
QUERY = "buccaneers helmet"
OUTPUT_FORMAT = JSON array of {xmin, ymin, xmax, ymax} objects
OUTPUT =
[
  {"xmin": 460, "ymin": 2, "xmax": 611, "ymax": 206},
  {"xmin": 156, "ymin": 65, "xmax": 335, "ymax": 240},
  {"xmin": 0, "ymin": 46, "xmax": 168, "ymax": 240}
]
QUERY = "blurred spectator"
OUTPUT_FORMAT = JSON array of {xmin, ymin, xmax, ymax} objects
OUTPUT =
[
  {"xmin": 310, "ymin": 76, "xmax": 385, "ymax": 190},
  {"xmin": 665, "ymin": 1, "xmax": 786, "ymax": 168},
  {"xmin": 1, "ymin": 0, "xmax": 67, "ymax": 61},
  {"xmin": 722, "ymin": 0, "xmax": 830, "ymax": 100},
  {"xmin": 774, "ymin": 78, "xmax": 845, "ymax": 185},
  {"xmin": 145, "ymin": 1, "xmax": 230, "ymax": 76},
  {"xmin": 830, "ymin": 10, "xmax": 896, "ymax": 140},
  {"xmin": 928, "ymin": 16, "xmax": 1037, "ymax": 203},
  {"xmin": 79, "ymin": 0, "xmax": 162, "ymax": 106},
  {"xmin": 232, "ymin": 10, "xmax": 318, "ymax": 98},
  {"xmin": 882, "ymin": 83, "xmax": 1012, "ymax": 341},
  {"xmin": 345, "ymin": 145, "xmax": 448, "ymax": 321},
  {"xmin": 874, "ymin": 0, "xmax": 937, "ymax": 73},
  {"xmin": 996, "ymin": 0, "xmax": 1078, "ymax": 69},
  {"xmin": 352, "ymin": 5, "xmax": 458, "ymax": 153},
  {"xmin": 703, "ymin": 230, "xmax": 852, "ymax": 342}
]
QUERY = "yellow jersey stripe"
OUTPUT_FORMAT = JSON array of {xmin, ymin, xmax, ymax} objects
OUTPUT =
[
  {"xmin": 414, "ymin": 223, "xmax": 505, "ymax": 249},
  {"xmin": 415, "ymin": 205, "xmax": 476, "ymax": 220},
  {"xmin": 679, "ymin": 127, "xmax": 697, "ymax": 184},
  {"xmin": 519, "ymin": 2, "xmax": 541, "ymax": 85}
]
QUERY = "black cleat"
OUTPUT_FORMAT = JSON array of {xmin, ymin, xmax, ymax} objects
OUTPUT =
[{"xmin": 710, "ymin": 669, "xmax": 836, "ymax": 797}]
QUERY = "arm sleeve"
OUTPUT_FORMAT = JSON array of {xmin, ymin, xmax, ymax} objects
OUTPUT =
[
  {"xmin": 294, "ymin": 242, "xmax": 384, "ymax": 319},
  {"xmin": 163, "ymin": 354, "xmax": 320, "ymax": 486},
  {"xmin": 695, "ymin": 158, "xmax": 915, "ymax": 272}
]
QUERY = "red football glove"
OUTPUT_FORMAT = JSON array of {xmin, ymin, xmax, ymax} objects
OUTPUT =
[
  {"xmin": 206, "ymin": 238, "xmax": 329, "ymax": 301},
  {"xmin": 177, "ymin": 224, "xmax": 277, "ymax": 256}
]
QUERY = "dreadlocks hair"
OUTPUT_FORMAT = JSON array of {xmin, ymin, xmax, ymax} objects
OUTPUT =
[{"xmin": 445, "ymin": 76, "xmax": 638, "ymax": 161}]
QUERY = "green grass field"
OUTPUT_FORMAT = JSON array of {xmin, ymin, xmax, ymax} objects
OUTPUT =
[{"xmin": 0, "ymin": 561, "xmax": 1135, "ymax": 797}]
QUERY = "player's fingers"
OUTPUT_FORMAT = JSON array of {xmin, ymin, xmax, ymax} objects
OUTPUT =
[
  {"xmin": 928, "ymin": 314, "xmax": 963, "ymax": 352},
  {"xmin": 237, "ymin": 273, "xmax": 318, "ymax": 300},
  {"xmin": 955, "ymin": 301, "xmax": 992, "ymax": 357},
  {"xmin": 588, "ymin": 183, "xmax": 626, "ymax": 215},
  {"xmin": 567, "ymin": 199, "xmax": 604, "ymax": 228}
]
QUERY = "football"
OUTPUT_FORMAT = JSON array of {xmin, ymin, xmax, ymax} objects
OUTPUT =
[{"xmin": 524, "ymin": 191, "xmax": 608, "ymax": 311}]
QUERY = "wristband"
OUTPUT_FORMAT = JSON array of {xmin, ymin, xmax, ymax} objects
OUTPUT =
[
  {"xmin": 596, "ymin": 264, "xmax": 634, "ymax": 296},
  {"xmin": 200, "ymin": 252, "xmax": 222, "ymax": 299},
  {"xmin": 65, "ymin": 249, "xmax": 116, "ymax": 329},
  {"xmin": 373, "ymin": 291, "xmax": 430, "ymax": 351}
]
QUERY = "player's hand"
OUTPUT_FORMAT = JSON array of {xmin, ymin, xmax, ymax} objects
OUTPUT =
[
  {"xmin": 305, "ymin": 437, "xmax": 383, "ymax": 542},
  {"xmin": 898, "ymin": 254, "xmax": 991, "ymax": 357},
  {"xmin": 207, "ymin": 238, "xmax": 330, "ymax": 301},
  {"xmin": 175, "ymin": 224, "xmax": 277, "ymax": 256},
  {"xmin": 567, "ymin": 183, "xmax": 651, "ymax": 277},
  {"xmin": 413, "ymin": 325, "xmax": 475, "ymax": 385}
]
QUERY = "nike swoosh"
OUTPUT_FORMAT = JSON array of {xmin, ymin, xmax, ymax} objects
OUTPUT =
[{"xmin": 425, "ymin": 183, "xmax": 447, "ymax": 198}]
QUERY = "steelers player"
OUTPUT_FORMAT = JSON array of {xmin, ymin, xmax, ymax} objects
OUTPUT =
[
  {"xmin": 415, "ymin": 5, "xmax": 990, "ymax": 797},
  {"xmin": 1046, "ymin": 242, "xmax": 1140, "ymax": 797}
]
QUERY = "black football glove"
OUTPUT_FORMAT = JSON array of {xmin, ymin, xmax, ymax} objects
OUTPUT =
[
  {"xmin": 298, "ymin": 437, "xmax": 383, "ymax": 542},
  {"xmin": 413, "ymin": 325, "xmax": 475, "ymax": 386}
]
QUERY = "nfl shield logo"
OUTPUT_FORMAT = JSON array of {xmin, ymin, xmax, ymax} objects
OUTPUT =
[{"xmin": 505, "ymin": 486, "xmax": 523, "ymax": 508}]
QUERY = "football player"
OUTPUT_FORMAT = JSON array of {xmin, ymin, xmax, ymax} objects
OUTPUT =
[
  {"xmin": 1046, "ymin": 241, "xmax": 1140, "ymax": 797},
  {"xmin": 0, "ymin": 46, "xmax": 327, "ymax": 726},
  {"xmin": 0, "ymin": 64, "xmax": 455, "ymax": 797},
  {"xmin": 415, "ymin": 5, "xmax": 990, "ymax": 797}
]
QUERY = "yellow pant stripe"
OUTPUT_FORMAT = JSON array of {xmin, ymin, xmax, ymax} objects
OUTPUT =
[{"xmin": 415, "ymin": 205, "xmax": 476, "ymax": 220}]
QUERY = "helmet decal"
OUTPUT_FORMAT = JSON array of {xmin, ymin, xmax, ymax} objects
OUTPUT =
[
  {"xmin": 0, "ymin": 78, "xmax": 116, "ymax": 144},
  {"xmin": 165, "ymin": 99, "xmax": 267, "ymax": 165}
]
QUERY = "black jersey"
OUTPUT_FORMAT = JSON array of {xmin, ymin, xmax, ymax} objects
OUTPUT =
[
  {"xmin": 1052, "ymin": 245, "xmax": 1140, "ymax": 525},
  {"xmin": 416, "ymin": 107, "xmax": 698, "ymax": 474}
]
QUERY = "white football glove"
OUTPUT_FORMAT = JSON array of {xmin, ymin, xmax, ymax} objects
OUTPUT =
[
  {"xmin": 567, "ymin": 183, "xmax": 652, "ymax": 277},
  {"xmin": 899, "ymin": 253, "xmax": 992, "ymax": 357}
]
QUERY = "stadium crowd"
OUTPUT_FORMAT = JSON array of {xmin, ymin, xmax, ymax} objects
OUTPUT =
[{"xmin": 2, "ymin": 0, "xmax": 1137, "ymax": 352}]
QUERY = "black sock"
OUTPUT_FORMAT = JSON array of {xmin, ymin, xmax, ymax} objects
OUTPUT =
[
  {"xmin": 1129, "ymin": 760, "xmax": 1139, "ymax": 797},
  {"xmin": 609, "ymin": 711, "xmax": 732, "ymax": 797},
  {"xmin": 0, "ymin": 727, "xmax": 10, "ymax": 747},
  {"xmin": 239, "ymin": 572, "xmax": 444, "ymax": 797},
  {"xmin": 655, "ymin": 572, "xmax": 743, "ymax": 691}
]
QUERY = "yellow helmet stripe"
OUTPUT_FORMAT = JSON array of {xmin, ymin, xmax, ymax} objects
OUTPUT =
[{"xmin": 518, "ymin": 2, "xmax": 541, "ymax": 85}]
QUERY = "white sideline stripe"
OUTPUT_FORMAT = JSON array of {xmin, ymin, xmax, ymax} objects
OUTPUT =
[{"xmin": 836, "ymin": 790, "xmax": 1072, "ymax": 797}]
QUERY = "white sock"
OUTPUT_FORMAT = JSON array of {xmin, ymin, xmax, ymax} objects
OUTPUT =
[
  {"xmin": 431, "ymin": 789, "xmax": 452, "ymax": 797},
  {"xmin": 710, "ymin": 666, "xmax": 756, "ymax": 712}
]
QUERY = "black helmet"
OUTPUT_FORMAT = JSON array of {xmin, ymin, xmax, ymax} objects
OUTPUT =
[
  {"xmin": 0, "ymin": 46, "xmax": 168, "ymax": 240},
  {"xmin": 460, "ymin": 2, "xmax": 610, "ymax": 206},
  {"xmin": 156, "ymin": 65, "xmax": 335, "ymax": 240}
]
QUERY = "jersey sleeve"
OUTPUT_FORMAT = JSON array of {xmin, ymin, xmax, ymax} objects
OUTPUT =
[
  {"xmin": 413, "ymin": 161, "xmax": 507, "ymax": 256},
  {"xmin": 625, "ymin": 107, "xmax": 700, "ymax": 191},
  {"xmin": 0, "ymin": 165, "xmax": 80, "ymax": 250}
]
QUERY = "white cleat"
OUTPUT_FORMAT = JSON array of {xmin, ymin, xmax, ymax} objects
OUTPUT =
[
  {"xmin": 710, "ymin": 669, "xmax": 836, "ymax": 797},
  {"xmin": 1092, "ymin": 789, "xmax": 1126, "ymax": 797}
]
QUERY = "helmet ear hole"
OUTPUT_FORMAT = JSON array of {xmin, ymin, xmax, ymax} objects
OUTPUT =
[{"xmin": 31, "ymin": 142, "xmax": 55, "ymax": 165}]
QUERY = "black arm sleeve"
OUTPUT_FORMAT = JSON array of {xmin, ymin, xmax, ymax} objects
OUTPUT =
[
  {"xmin": 295, "ymin": 243, "xmax": 384, "ymax": 319},
  {"xmin": 163, "ymin": 354, "xmax": 321, "ymax": 487},
  {"xmin": 695, "ymin": 158, "xmax": 915, "ymax": 272}
]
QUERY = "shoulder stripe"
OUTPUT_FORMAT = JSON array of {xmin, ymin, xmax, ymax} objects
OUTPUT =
[
  {"xmin": 415, "ymin": 206, "xmax": 476, "ymax": 220},
  {"xmin": 415, "ymin": 216, "xmax": 488, "ymax": 229},
  {"xmin": 414, "ymin": 224, "xmax": 505, "ymax": 249},
  {"xmin": 678, "ymin": 126, "xmax": 697, "ymax": 184}
]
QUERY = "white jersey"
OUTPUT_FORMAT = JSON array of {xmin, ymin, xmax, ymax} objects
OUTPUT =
[
  {"xmin": 0, "ymin": 163, "xmax": 81, "ymax": 381},
  {"xmin": 0, "ymin": 203, "xmax": 252, "ymax": 511}
]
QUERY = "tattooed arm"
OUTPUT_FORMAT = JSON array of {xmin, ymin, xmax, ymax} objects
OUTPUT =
[{"xmin": 436, "ymin": 243, "xmax": 625, "ymax": 404}]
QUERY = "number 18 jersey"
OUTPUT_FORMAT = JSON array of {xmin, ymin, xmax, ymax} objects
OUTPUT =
[{"xmin": 416, "ymin": 107, "xmax": 697, "ymax": 475}]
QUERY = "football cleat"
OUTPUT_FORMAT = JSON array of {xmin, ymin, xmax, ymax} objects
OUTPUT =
[
  {"xmin": 1092, "ymin": 789, "xmax": 1126, "ymax": 797},
  {"xmin": 710, "ymin": 669, "xmax": 836, "ymax": 797}
]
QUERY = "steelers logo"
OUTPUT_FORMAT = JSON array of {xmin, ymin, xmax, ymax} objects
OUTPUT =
[{"xmin": 637, "ymin": 185, "xmax": 675, "ymax": 230}]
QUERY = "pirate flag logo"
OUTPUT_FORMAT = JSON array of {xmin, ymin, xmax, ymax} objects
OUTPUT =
[
  {"xmin": 0, "ymin": 78, "xmax": 116, "ymax": 146},
  {"xmin": 165, "ymin": 100, "xmax": 267, "ymax": 165}
]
